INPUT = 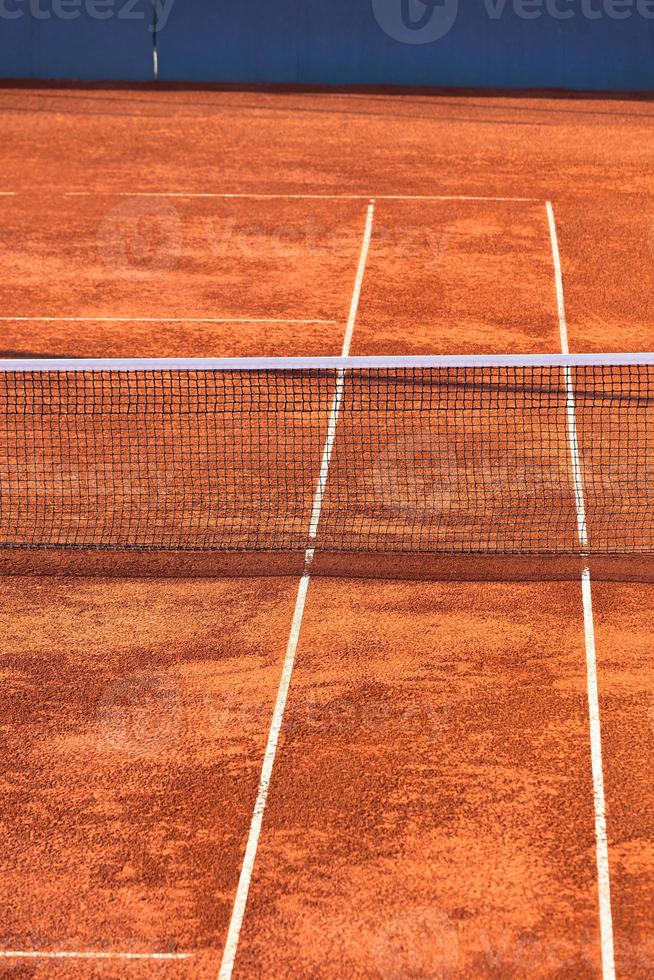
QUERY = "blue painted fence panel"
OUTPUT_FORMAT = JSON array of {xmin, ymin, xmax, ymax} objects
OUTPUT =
[
  {"xmin": 0, "ymin": 4, "xmax": 35, "ymax": 77},
  {"xmin": 157, "ymin": 0, "xmax": 301, "ymax": 83},
  {"xmin": 158, "ymin": 0, "xmax": 654, "ymax": 91},
  {"xmin": 2, "ymin": 0, "xmax": 653, "ymax": 89},
  {"xmin": 0, "ymin": 0, "xmax": 153, "ymax": 79}
]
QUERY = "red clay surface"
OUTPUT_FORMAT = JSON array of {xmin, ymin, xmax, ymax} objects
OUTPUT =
[
  {"xmin": 232, "ymin": 579, "xmax": 602, "ymax": 978},
  {"xmin": 0, "ymin": 84, "xmax": 653, "ymax": 977}
]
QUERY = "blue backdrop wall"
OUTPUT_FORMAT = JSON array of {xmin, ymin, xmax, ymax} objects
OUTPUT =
[
  {"xmin": 2, "ymin": 0, "xmax": 653, "ymax": 90},
  {"xmin": 157, "ymin": 0, "xmax": 654, "ymax": 90},
  {"xmin": 0, "ymin": 0, "xmax": 154, "ymax": 80}
]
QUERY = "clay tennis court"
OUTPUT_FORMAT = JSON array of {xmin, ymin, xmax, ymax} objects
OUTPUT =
[{"xmin": 1, "ymin": 86, "xmax": 654, "ymax": 979}]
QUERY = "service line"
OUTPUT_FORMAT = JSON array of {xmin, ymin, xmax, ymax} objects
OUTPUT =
[
  {"xmin": 0, "ymin": 316, "xmax": 336, "ymax": 325},
  {"xmin": 63, "ymin": 191, "xmax": 538, "ymax": 203},
  {"xmin": 0, "ymin": 951, "xmax": 192, "ymax": 960}
]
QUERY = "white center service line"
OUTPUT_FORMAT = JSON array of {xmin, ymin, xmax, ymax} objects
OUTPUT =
[
  {"xmin": 546, "ymin": 200, "xmax": 616, "ymax": 980},
  {"xmin": 217, "ymin": 199, "xmax": 375, "ymax": 980}
]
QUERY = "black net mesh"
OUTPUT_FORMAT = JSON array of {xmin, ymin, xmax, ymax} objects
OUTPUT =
[{"xmin": 0, "ymin": 364, "xmax": 652, "ymax": 554}]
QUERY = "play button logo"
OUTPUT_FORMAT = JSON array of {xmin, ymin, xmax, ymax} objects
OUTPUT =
[{"xmin": 372, "ymin": 0, "xmax": 459, "ymax": 43}]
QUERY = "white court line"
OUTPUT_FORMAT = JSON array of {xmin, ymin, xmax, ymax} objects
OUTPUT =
[
  {"xmin": 309, "ymin": 200, "xmax": 375, "ymax": 535},
  {"xmin": 216, "ymin": 571, "xmax": 310, "ymax": 980},
  {"xmin": 547, "ymin": 200, "xmax": 616, "ymax": 980},
  {"xmin": 63, "ymin": 191, "xmax": 537, "ymax": 203},
  {"xmin": 547, "ymin": 201, "xmax": 571, "ymax": 355},
  {"xmin": 308, "ymin": 378, "xmax": 344, "ymax": 540},
  {"xmin": 341, "ymin": 202, "xmax": 375, "ymax": 361},
  {"xmin": 0, "ymin": 316, "xmax": 336, "ymax": 325},
  {"xmin": 0, "ymin": 951, "xmax": 191, "ymax": 960},
  {"xmin": 217, "ymin": 200, "xmax": 375, "ymax": 980}
]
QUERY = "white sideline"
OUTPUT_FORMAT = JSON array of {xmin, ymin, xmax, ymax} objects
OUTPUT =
[
  {"xmin": 547, "ymin": 200, "xmax": 615, "ymax": 980},
  {"xmin": 216, "ymin": 200, "xmax": 376, "ymax": 980}
]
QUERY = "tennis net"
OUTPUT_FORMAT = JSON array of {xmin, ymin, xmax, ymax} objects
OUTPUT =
[{"xmin": 0, "ymin": 355, "xmax": 652, "ymax": 556}]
